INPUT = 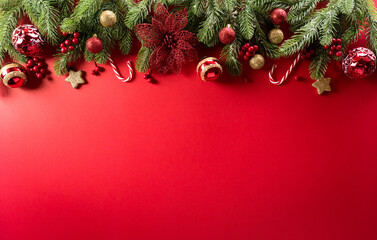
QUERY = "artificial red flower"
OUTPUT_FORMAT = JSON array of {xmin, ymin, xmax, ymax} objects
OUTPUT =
[{"xmin": 135, "ymin": 3, "xmax": 198, "ymax": 74}]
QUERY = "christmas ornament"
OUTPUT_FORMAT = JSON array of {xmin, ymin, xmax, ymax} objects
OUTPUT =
[
  {"xmin": 100, "ymin": 10, "xmax": 117, "ymax": 27},
  {"xmin": 219, "ymin": 24, "xmax": 236, "ymax": 45},
  {"xmin": 270, "ymin": 8, "xmax": 287, "ymax": 25},
  {"xmin": 269, "ymin": 53, "xmax": 301, "ymax": 85},
  {"xmin": 249, "ymin": 54, "xmax": 265, "ymax": 70},
  {"xmin": 108, "ymin": 56, "xmax": 134, "ymax": 82},
  {"xmin": 86, "ymin": 35, "xmax": 103, "ymax": 54},
  {"xmin": 0, "ymin": 63, "xmax": 28, "ymax": 88},
  {"xmin": 312, "ymin": 77, "xmax": 331, "ymax": 95},
  {"xmin": 197, "ymin": 57, "xmax": 223, "ymax": 82},
  {"xmin": 26, "ymin": 57, "xmax": 47, "ymax": 79},
  {"xmin": 90, "ymin": 62, "xmax": 105, "ymax": 75},
  {"xmin": 65, "ymin": 70, "xmax": 86, "ymax": 88},
  {"xmin": 135, "ymin": 3, "xmax": 198, "ymax": 74},
  {"xmin": 12, "ymin": 24, "xmax": 45, "ymax": 56},
  {"xmin": 268, "ymin": 29, "xmax": 284, "ymax": 45},
  {"xmin": 240, "ymin": 43, "xmax": 259, "ymax": 61},
  {"xmin": 300, "ymin": 48, "xmax": 315, "ymax": 60},
  {"xmin": 323, "ymin": 38, "xmax": 343, "ymax": 57},
  {"xmin": 144, "ymin": 70, "xmax": 155, "ymax": 83},
  {"xmin": 342, "ymin": 47, "xmax": 376, "ymax": 79}
]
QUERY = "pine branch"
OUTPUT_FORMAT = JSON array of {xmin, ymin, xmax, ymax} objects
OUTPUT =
[
  {"xmin": 0, "ymin": 6, "xmax": 22, "ymax": 63},
  {"xmin": 238, "ymin": 2, "xmax": 255, "ymax": 40},
  {"xmin": 309, "ymin": 50, "xmax": 331, "ymax": 79},
  {"xmin": 220, "ymin": 35, "xmax": 242, "ymax": 76},
  {"xmin": 125, "ymin": 0, "xmax": 156, "ymax": 29},
  {"xmin": 136, "ymin": 46, "xmax": 153, "ymax": 73},
  {"xmin": 197, "ymin": 0, "xmax": 224, "ymax": 47}
]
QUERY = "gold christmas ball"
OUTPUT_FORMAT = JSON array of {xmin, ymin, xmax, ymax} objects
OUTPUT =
[
  {"xmin": 249, "ymin": 54, "xmax": 265, "ymax": 70},
  {"xmin": 268, "ymin": 28, "xmax": 284, "ymax": 45},
  {"xmin": 100, "ymin": 10, "xmax": 117, "ymax": 27}
]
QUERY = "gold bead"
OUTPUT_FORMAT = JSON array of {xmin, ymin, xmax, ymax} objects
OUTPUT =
[
  {"xmin": 100, "ymin": 10, "xmax": 117, "ymax": 28},
  {"xmin": 249, "ymin": 54, "xmax": 265, "ymax": 70},
  {"xmin": 268, "ymin": 29, "xmax": 284, "ymax": 45}
]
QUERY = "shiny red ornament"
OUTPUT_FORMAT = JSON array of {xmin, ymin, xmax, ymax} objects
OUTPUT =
[
  {"xmin": 197, "ymin": 57, "xmax": 223, "ymax": 82},
  {"xmin": 12, "ymin": 24, "xmax": 45, "ymax": 56},
  {"xmin": 86, "ymin": 36, "xmax": 103, "ymax": 53},
  {"xmin": 270, "ymin": 8, "xmax": 287, "ymax": 25},
  {"xmin": 0, "ymin": 63, "xmax": 28, "ymax": 88},
  {"xmin": 219, "ymin": 25, "xmax": 236, "ymax": 45},
  {"xmin": 134, "ymin": 3, "xmax": 198, "ymax": 74},
  {"xmin": 342, "ymin": 47, "xmax": 376, "ymax": 79}
]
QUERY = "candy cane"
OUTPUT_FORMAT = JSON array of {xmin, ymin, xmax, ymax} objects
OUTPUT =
[
  {"xmin": 108, "ymin": 55, "xmax": 134, "ymax": 82},
  {"xmin": 269, "ymin": 53, "xmax": 301, "ymax": 86}
]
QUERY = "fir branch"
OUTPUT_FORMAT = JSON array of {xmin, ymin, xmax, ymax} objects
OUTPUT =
[
  {"xmin": 197, "ymin": 0, "xmax": 224, "ymax": 47},
  {"xmin": 57, "ymin": 0, "xmax": 75, "ymax": 20},
  {"xmin": 125, "ymin": 0, "xmax": 155, "ymax": 29},
  {"xmin": 53, "ymin": 48, "xmax": 83, "ymax": 75},
  {"xmin": 0, "ymin": 6, "xmax": 22, "ymax": 63},
  {"xmin": 238, "ymin": 2, "xmax": 255, "ymax": 40},
  {"xmin": 309, "ymin": 50, "xmax": 331, "ymax": 80},
  {"xmin": 119, "ymin": 29, "xmax": 133, "ymax": 55},
  {"xmin": 136, "ymin": 46, "xmax": 153, "ymax": 73},
  {"xmin": 337, "ymin": 0, "xmax": 355, "ymax": 15},
  {"xmin": 319, "ymin": 8, "xmax": 338, "ymax": 46},
  {"xmin": 22, "ymin": 0, "xmax": 60, "ymax": 45},
  {"xmin": 220, "ymin": 35, "xmax": 242, "ymax": 76}
]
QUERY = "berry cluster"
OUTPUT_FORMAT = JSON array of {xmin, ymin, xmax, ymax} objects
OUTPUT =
[
  {"xmin": 26, "ymin": 57, "xmax": 47, "ymax": 79},
  {"xmin": 323, "ymin": 38, "xmax": 343, "ymax": 57},
  {"xmin": 60, "ymin": 32, "xmax": 80, "ymax": 54},
  {"xmin": 144, "ymin": 72, "xmax": 155, "ymax": 83},
  {"xmin": 91, "ymin": 63, "xmax": 105, "ymax": 75},
  {"xmin": 300, "ymin": 48, "xmax": 315, "ymax": 60},
  {"xmin": 239, "ymin": 43, "xmax": 259, "ymax": 61}
]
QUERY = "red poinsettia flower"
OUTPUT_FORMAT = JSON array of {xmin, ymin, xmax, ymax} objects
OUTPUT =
[{"xmin": 135, "ymin": 3, "xmax": 198, "ymax": 74}]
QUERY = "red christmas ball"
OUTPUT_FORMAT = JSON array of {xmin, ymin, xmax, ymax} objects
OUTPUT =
[
  {"xmin": 12, "ymin": 24, "xmax": 45, "ymax": 56},
  {"xmin": 0, "ymin": 63, "xmax": 28, "ymax": 88},
  {"xmin": 86, "ymin": 36, "xmax": 103, "ymax": 53},
  {"xmin": 342, "ymin": 47, "xmax": 376, "ymax": 79},
  {"xmin": 196, "ymin": 57, "xmax": 223, "ymax": 82},
  {"xmin": 72, "ymin": 38, "xmax": 79, "ymax": 44},
  {"xmin": 270, "ymin": 8, "xmax": 287, "ymax": 25},
  {"xmin": 219, "ymin": 25, "xmax": 236, "ymax": 45}
]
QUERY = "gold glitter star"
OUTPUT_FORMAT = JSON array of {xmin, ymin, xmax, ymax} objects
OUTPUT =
[
  {"xmin": 65, "ymin": 70, "xmax": 86, "ymax": 89},
  {"xmin": 312, "ymin": 77, "xmax": 331, "ymax": 95}
]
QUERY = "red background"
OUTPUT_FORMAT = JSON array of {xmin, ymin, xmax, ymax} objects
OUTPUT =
[{"xmin": 1, "ymin": 7, "xmax": 377, "ymax": 240}]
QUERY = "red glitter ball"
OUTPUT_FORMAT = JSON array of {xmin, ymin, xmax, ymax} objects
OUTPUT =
[
  {"xmin": 342, "ymin": 47, "xmax": 376, "ymax": 79},
  {"xmin": 86, "ymin": 37, "xmax": 103, "ymax": 54},
  {"xmin": 12, "ymin": 24, "xmax": 45, "ymax": 56},
  {"xmin": 219, "ymin": 26, "xmax": 236, "ymax": 45},
  {"xmin": 270, "ymin": 8, "xmax": 287, "ymax": 25}
]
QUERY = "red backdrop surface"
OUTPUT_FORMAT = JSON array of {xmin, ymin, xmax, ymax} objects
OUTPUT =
[{"xmin": 1, "ymin": 8, "xmax": 377, "ymax": 240}]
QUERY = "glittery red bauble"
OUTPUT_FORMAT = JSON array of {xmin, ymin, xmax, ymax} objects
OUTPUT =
[
  {"xmin": 270, "ymin": 8, "xmax": 287, "ymax": 25},
  {"xmin": 342, "ymin": 47, "xmax": 376, "ymax": 79},
  {"xmin": 0, "ymin": 63, "xmax": 28, "ymax": 88},
  {"xmin": 219, "ymin": 26, "xmax": 236, "ymax": 45},
  {"xmin": 86, "ymin": 36, "xmax": 103, "ymax": 53},
  {"xmin": 12, "ymin": 24, "xmax": 45, "ymax": 56},
  {"xmin": 197, "ymin": 57, "xmax": 223, "ymax": 82}
]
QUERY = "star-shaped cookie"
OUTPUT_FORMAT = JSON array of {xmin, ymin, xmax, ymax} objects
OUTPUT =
[
  {"xmin": 65, "ymin": 70, "xmax": 86, "ymax": 89},
  {"xmin": 312, "ymin": 77, "xmax": 331, "ymax": 95}
]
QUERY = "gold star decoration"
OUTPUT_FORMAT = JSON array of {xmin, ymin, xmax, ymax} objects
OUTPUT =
[
  {"xmin": 65, "ymin": 70, "xmax": 86, "ymax": 89},
  {"xmin": 312, "ymin": 77, "xmax": 331, "ymax": 95}
]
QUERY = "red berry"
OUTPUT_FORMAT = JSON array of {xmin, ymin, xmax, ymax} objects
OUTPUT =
[
  {"xmin": 32, "ymin": 66, "xmax": 40, "ymax": 73},
  {"xmin": 36, "ymin": 73, "xmax": 44, "ymax": 79},
  {"xmin": 246, "ymin": 51, "xmax": 252, "ymax": 57},
  {"xmin": 241, "ymin": 46, "xmax": 247, "ymax": 51},
  {"xmin": 60, "ymin": 43, "xmax": 66, "ymax": 48},
  {"xmin": 336, "ymin": 51, "xmax": 342, "ymax": 57},
  {"xmin": 69, "ymin": 45, "xmax": 74, "ymax": 51},
  {"xmin": 302, "ymin": 49, "xmax": 307, "ymax": 54},
  {"xmin": 254, "ymin": 45, "xmax": 259, "ymax": 51},
  {"xmin": 309, "ymin": 50, "xmax": 314, "ymax": 55},
  {"xmin": 239, "ymin": 51, "xmax": 244, "ymax": 57},
  {"xmin": 306, "ymin": 53, "xmax": 311, "ymax": 58},
  {"xmin": 72, "ymin": 38, "xmax": 79, "ymax": 44},
  {"xmin": 62, "ymin": 32, "xmax": 68, "ymax": 36},
  {"xmin": 27, "ymin": 59, "xmax": 34, "ymax": 65},
  {"xmin": 95, "ymin": 67, "xmax": 100, "ymax": 72},
  {"xmin": 91, "ymin": 70, "xmax": 99, "ymax": 75},
  {"xmin": 336, "ymin": 38, "xmax": 342, "ymax": 44},
  {"xmin": 40, "ymin": 68, "xmax": 47, "ymax": 74},
  {"xmin": 37, "ymin": 62, "xmax": 44, "ymax": 67},
  {"xmin": 73, "ymin": 32, "xmax": 80, "ymax": 38},
  {"xmin": 331, "ymin": 45, "xmax": 336, "ymax": 51},
  {"xmin": 332, "ymin": 38, "xmax": 337, "ymax": 44},
  {"xmin": 244, "ymin": 43, "xmax": 250, "ymax": 49},
  {"xmin": 61, "ymin": 47, "xmax": 68, "ymax": 53},
  {"xmin": 65, "ymin": 39, "xmax": 71, "ymax": 46},
  {"xmin": 300, "ymin": 55, "xmax": 306, "ymax": 60},
  {"xmin": 33, "ymin": 57, "xmax": 39, "ymax": 62},
  {"xmin": 324, "ymin": 45, "xmax": 330, "ymax": 50},
  {"xmin": 248, "ymin": 46, "xmax": 254, "ymax": 52},
  {"xmin": 243, "ymin": 55, "xmax": 249, "ymax": 60},
  {"xmin": 336, "ymin": 45, "xmax": 342, "ymax": 51},
  {"xmin": 329, "ymin": 51, "xmax": 334, "ymax": 56},
  {"xmin": 26, "ymin": 62, "xmax": 34, "ymax": 68}
]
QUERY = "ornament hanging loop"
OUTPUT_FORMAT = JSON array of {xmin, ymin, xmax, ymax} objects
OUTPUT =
[{"xmin": 269, "ymin": 53, "xmax": 301, "ymax": 86}]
